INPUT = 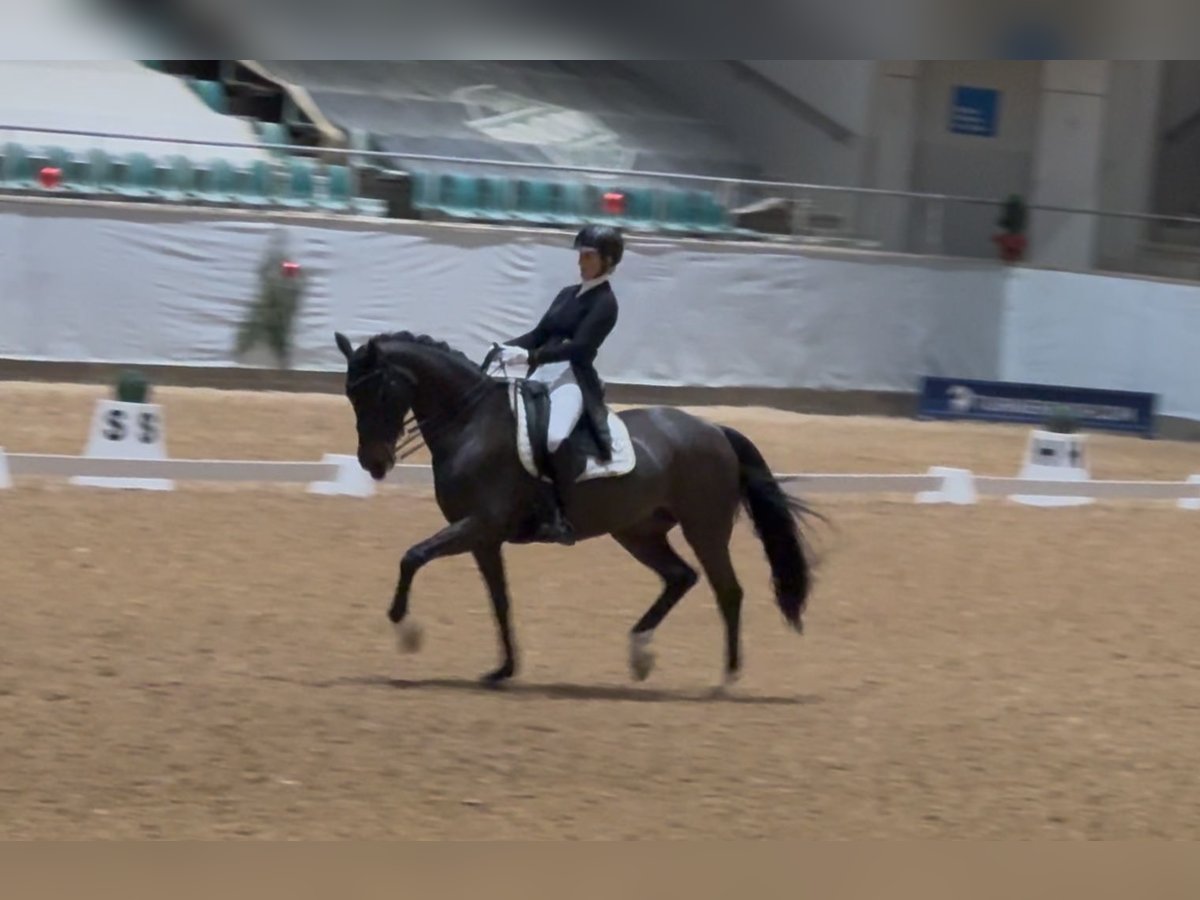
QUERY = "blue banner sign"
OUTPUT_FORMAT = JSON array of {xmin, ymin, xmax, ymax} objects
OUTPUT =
[
  {"xmin": 918, "ymin": 376, "xmax": 1157, "ymax": 437},
  {"xmin": 949, "ymin": 85, "xmax": 1001, "ymax": 137}
]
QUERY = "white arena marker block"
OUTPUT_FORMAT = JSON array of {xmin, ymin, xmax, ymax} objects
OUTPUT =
[
  {"xmin": 70, "ymin": 399, "xmax": 173, "ymax": 491},
  {"xmin": 1010, "ymin": 429, "xmax": 1093, "ymax": 508},
  {"xmin": 916, "ymin": 467, "xmax": 977, "ymax": 505},
  {"xmin": 1179, "ymin": 475, "xmax": 1200, "ymax": 511},
  {"xmin": 307, "ymin": 454, "xmax": 376, "ymax": 498},
  {"xmin": 0, "ymin": 447, "xmax": 11, "ymax": 490}
]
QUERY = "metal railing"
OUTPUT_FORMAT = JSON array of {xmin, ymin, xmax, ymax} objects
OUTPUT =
[{"xmin": 5, "ymin": 121, "xmax": 1200, "ymax": 280}]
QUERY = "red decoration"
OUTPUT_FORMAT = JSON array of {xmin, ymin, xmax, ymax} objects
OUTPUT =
[
  {"xmin": 281, "ymin": 261, "xmax": 301, "ymax": 277},
  {"xmin": 38, "ymin": 166, "xmax": 62, "ymax": 189},
  {"xmin": 992, "ymin": 233, "xmax": 1027, "ymax": 263},
  {"xmin": 601, "ymin": 191, "xmax": 626, "ymax": 216}
]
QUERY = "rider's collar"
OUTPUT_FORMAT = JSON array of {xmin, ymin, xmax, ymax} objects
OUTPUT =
[{"xmin": 577, "ymin": 274, "xmax": 610, "ymax": 296}]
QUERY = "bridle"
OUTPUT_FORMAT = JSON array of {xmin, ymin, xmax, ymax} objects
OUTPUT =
[{"xmin": 348, "ymin": 352, "xmax": 501, "ymax": 462}]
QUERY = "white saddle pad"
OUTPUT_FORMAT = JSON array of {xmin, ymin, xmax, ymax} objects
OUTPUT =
[{"xmin": 506, "ymin": 381, "xmax": 637, "ymax": 483}]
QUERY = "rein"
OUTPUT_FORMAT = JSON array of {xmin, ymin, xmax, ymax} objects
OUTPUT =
[{"xmin": 351, "ymin": 356, "xmax": 499, "ymax": 462}]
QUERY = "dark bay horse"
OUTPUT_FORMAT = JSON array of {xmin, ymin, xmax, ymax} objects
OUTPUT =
[{"xmin": 334, "ymin": 330, "xmax": 819, "ymax": 685}]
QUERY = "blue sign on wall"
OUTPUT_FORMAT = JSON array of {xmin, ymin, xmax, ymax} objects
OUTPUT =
[
  {"xmin": 949, "ymin": 85, "xmax": 1001, "ymax": 137},
  {"xmin": 917, "ymin": 376, "xmax": 1158, "ymax": 438}
]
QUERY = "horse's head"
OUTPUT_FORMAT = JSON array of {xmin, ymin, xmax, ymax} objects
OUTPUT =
[{"xmin": 335, "ymin": 331, "xmax": 415, "ymax": 481}]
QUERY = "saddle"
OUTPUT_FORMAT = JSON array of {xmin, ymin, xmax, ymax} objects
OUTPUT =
[
  {"xmin": 515, "ymin": 379, "xmax": 606, "ymax": 481},
  {"xmin": 482, "ymin": 345, "xmax": 636, "ymax": 484}
]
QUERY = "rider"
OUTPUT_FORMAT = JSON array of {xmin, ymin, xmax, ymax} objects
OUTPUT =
[{"xmin": 497, "ymin": 223, "xmax": 624, "ymax": 546}]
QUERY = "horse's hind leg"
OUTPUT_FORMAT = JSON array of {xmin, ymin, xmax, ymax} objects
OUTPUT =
[
  {"xmin": 473, "ymin": 545, "xmax": 517, "ymax": 685},
  {"xmin": 613, "ymin": 525, "xmax": 699, "ymax": 682},
  {"xmin": 681, "ymin": 520, "xmax": 745, "ymax": 684}
]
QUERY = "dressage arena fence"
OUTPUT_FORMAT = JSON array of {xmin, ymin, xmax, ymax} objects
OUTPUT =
[{"xmin": 4, "ymin": 451, "xmax": 1200, "ymax": 509}]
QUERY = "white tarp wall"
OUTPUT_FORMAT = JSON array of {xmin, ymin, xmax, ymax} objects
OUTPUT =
[
  {"xmin": 1000, "ymin": 268, "xmax": 1200, "ymax": 420},
  {"xmin": 0, "ymin": 200, "xmax": 1006, "ymax": 396},
  {"xmin": 1, "ymin": 198, "xmax": 1198, "ymax": 420}
]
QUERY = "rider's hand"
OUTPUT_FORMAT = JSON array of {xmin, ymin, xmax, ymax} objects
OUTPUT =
[{"xmin": 501, "ymin": 345, "xmax": 529, "ymax": 365}]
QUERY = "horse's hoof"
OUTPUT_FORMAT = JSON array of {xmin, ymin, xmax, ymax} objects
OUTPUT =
[
  {"xmin": 481, "ymin": 663, "xmax": 514, "ymax": 686},
  {"xmin": 630, "ymin": 631, "xmax": 656, "ymax": 682},
  {"xmin": 631, "ymin": 650, "xmax": 656, "ymax": 682},
  {"xmin": 723, "ymin": 667, "xmax": 741, "ymax": 687},
  {"xmin": 395, "ymin": 620, "xmax": 423, "ymax": 654}
]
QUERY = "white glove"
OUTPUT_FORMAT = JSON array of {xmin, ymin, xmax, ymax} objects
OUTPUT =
[{"xmin": 499, "ymin": 344, "xmax": 529, "ymax": 365}]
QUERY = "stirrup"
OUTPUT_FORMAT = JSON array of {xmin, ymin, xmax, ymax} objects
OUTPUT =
[{"xmin": 534, "ymin": 506, "xmax": 576, "ymax": 546}]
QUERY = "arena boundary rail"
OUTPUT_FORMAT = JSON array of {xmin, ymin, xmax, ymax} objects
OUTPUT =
[{"xmin": 3, "ymin": 452, "xmax": 1199, "ymax": 509}]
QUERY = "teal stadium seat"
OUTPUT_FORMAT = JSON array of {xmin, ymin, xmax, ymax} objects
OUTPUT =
[
  {"xmin": 258, "ymin": 121, "xmax": 289, "ymax": 156},
  {"xmin": 438, "ymin": 173, "xmax": 481, "ymax": 218},
  {"xmin": 120, "ymin": 152, "xmax": 158, "ymax": 199},
  {"xmin": 408, "ymin": 170, "xmax": 435, "ymax": 211},
  {"xmin": 2, "ymin": 142, "xmax": 34, "ymax": 190},
  {"xmin": 544, "ymin": 181, "xmax": 580, "ymax": 225},
  {"xmin": 513, "ymin": 178, "xmax": 562, "ymax": 224},
  {"xmin": 549, "ymin": 181, "xmax": 590, "ymax": 225},
  {"xmin": 319, "ymin": 164, "xmax": 354, "ymax": 212},
  {"xmin": 478, "ymin": 176, "xmax": 517, "ymax": 221},
  {"xmin": 188, "ymin": 78, "xmax": 228, "ymax": 114},
  {"xmin": 85, "ymin": 148, "xmax": 118, "ymax": 196},
  {"xmin": 282, "ymin": 158, "xmax": 317, "ymax": 209},
  {"xmin": 558, "ymin": 182, "xmax": 592, "ymax": 222},
  {"xmin": 618, "ymin": 187, "xmax": 656, "ymax": 230},
  {"xmin": 692, "ymin": 191, "xmax": 728, "ymax": 234},
  {"xmin": 241, "ymin": 160, "xmax": 278, "ymax": 207},
  {"xmin": 582, "ymin": 184, "xmax": 605, "ymax": 221},
  {"xmin": 663, "ymin": 188, "xmax": 706, "ymax": 233},
  {"xmin": 200, "ymin": 158, "xmax": 239, "ymax": 204},
  {"xmin": 164, "ymin": 155, "xmax": 203, "ymax": 203}
]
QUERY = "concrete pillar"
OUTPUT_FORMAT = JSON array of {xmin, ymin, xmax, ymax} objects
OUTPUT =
[
  {"xmin": 867, "ymin": 61, "xmax": 919, "ymax": 251},
  {"xmin": 1097, "ymin": 61, "xmax": 1162, "ymax": 272},
  {"xmin": 1029, "ymin": 61, "xmax": 1110, "ymax": 270}
]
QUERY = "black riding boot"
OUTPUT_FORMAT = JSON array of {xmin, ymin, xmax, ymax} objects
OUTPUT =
[{"xmin": 536, "ymin": 449, "xmax": 577, "ymax": 546}]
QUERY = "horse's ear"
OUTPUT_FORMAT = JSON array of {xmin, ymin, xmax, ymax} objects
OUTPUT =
[{"xmin": 334, "ymin": 331, "xmax": 354, "ymax": 362}]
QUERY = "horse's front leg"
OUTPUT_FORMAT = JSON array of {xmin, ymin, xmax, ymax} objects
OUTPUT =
[{"xmin": 387, "ymin": 516, "xmax": 488, "ymax": 653}]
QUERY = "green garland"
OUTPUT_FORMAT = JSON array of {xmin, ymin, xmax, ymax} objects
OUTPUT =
[
  {"xmin": 115, "ymin": 368, "xmax": 149, "ymax": 403},
  {"xmin": 997, "ymin": 194, "xmax": 1027, "ymax": 236},
  {"xmin": 234, "ymin": 230, "xmax": 306, "ymax": 369}
]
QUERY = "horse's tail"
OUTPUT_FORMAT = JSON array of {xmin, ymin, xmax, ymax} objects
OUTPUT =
[{"xmin": 720, "ymin": 426, "xmax": 817, "ymax": 631}]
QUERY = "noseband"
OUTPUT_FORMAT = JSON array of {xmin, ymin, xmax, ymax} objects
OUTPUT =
[{"xmin": 349, "ymin": 355, "xmax": 497, "ymax": 462}]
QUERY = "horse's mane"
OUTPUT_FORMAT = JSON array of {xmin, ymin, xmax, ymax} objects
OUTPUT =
[{"xmin": 372, "ymin": 330, "xmax": 478, "ymax": 371}]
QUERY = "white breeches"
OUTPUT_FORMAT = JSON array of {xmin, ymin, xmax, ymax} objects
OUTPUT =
[
  {"xmin": 546, "ymin": 382, "xmax": 584, "ymax": 453},
  {"xmin": 497, "ymin": 348, "xmax": 584, "ymax": 453}
]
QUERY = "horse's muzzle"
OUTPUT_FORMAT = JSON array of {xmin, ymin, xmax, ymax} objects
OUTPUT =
[{"xmin": 358, "ymin": 444, "xmax": 395, "ymax": 482}]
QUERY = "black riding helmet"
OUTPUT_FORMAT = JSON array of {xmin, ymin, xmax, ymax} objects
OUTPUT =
[{"xmin": 573, "ymin": 224, "xmax": 624, "ymax": 270}]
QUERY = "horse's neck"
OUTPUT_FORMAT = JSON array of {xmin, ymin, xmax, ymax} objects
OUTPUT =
[{"xmin": 404, "ymin": 347, "xmax": 494, "ymax": 459}]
